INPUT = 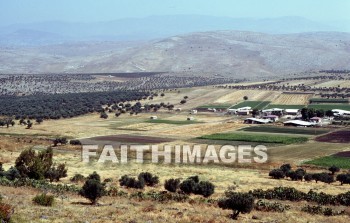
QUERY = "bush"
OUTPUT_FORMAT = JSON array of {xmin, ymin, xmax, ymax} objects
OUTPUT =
[
  {"xmin": 32, "ymin": 193, "xmax": 55, "ymax": 206},
  {"xmin": 45, "ymin": 164, "xmax": 67, "ymax": 182},
  {"xmin": 119, "ymin": 175, "xmax": 145, "ymax": 189},
  {"xmin": 194, "ymin": 181, "xmax": 215, "ymax": 197},
  {"xmin": 304, "ymin": 173, "xmax": 313, "ymax": 182},
  {"xmin": 70, "ymin": 173, "xmax": 86, "ymax": 183},
  {"xmin": 329, "ymin": 165, "xmax": 340, "ymax": 175},
  {"xmin": 79, "ymin": 172, "xmax": 106, "ymax": 205},
  {"xmin": 218, "ymin": 192, "xmax": 254, "ymax": 219},
  {"xmin": 336, "ymin": 174, "xmax": 350, "ymax": 185},
  {"xmin": 280, "ymin": 164, "xmax": 292, "ymax": 174},
  {"xmin": 164, "ymin": 178, "xmax": 181, "ymax": 192},
  {"xmin": 138, "ymin": 172, "xmax": 159, "ymax": 187},
  {"xmin": 255, "ymin": 200, "xmax": 291, "ymax": 213},
  {"xmin": 53, "ymin": 138, "xmax": 67, "ymax": 146},
  {"xmin": 69, "ymin": 139, "xmax": 82, "ymax": 145},
  {"xmin": 269, "ymin": 169, "xmax": 285, "ymax": 179},
  {"xmin": 179, "ymin": 179, "xmax": 197, "ymax": 194},
  {"xmin": 0, "ymin": 203, "xmax": 14, "ymax": 223},
  {"xmin": 313, "ymin": 173, "xmax": 334, "ymax": 184},
  {"xmin": 3, "ymin": 167, "xmax": 21, "ymax": 181},
  {"xmin": 302, "ymin": 205, "xmax": 344, "ymax": 216}
]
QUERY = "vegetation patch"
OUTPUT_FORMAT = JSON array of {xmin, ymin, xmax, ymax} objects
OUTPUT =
[
  {"xmin": 308, "ymin": 104, "xmax": 350, "ymax": 110},
  {"xmin": 304, "ymin": 155, "xmax": 350, "ymax": 169},
  {"xmin": 198, "ymin": 132, "xmax": 308, "ymax": 144},
  {"xmin": 239, "ymin": 126, "xmax": 329, "ymax": 135},
  {"xmin": 230, "ymin": 101, "xmax": 271, "ymax": 110},
  {"xmin": 197, "ymin": 104, "xmax": 232, "ymax": 109},
  {"xmin": 309, "ymin": 98, "xmax": 349, "ymax": 104},
  {"xmin": 315, "ymin": 130, "xmax": 350, "ymax": 143},
  {"xmin": 146, "ymin": 119, "xmax": 201, "ymax": 125}
]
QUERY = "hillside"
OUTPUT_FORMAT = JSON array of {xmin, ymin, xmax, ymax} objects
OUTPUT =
[{"xmin": 1, "ymin": 31, "xmax": 350, "ymax": 77}]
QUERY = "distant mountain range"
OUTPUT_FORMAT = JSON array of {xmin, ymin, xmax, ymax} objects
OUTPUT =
[
  {"xmin": 1, "ymin": 31, "xmax": 349, "ymax": 77},
  {"xmin": 0, "ymin": 15, "xmax": 349, "ymax": 46}
]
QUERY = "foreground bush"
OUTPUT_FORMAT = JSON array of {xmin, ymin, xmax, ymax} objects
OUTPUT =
[
  {"xmin": 32, "ymin": 193, "xmax": 55, "ymax": 206},
  {"xmin": 119, "ymin": 175, "xmax": 145, "ymax": 189},
  {"xmin": 178, "ymin": 176, "xmax": 215, "ymax": 197},
  {"xmin": 0, "ymin": 202, "xmax": 14, "ymax": 223},
  {"xmin": 138, "ymin": 172, "xmax": 159, "ymax": 187},
  {"xmin": 70, "ymin": 173, "xmax": 86, "ymax": 183},
  {"xmin": 164, "ymin": 178, "xmax": 181, "ymax": 192},
  {"xmin": 218, "ymin": 192, "xmax": 254, "ymax": 219},
  {"xmin": 79, "ymin": 172, "xmax": 106, "ymax": 205}
]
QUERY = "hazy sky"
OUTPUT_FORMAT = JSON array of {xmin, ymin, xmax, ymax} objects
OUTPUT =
[{"xmin": 1, "ymin": 0, "xmax": 349, "ymax": 26}]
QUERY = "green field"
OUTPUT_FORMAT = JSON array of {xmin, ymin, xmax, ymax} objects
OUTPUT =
[
  {"xmin": 265, "ymin": 104, "xmax": 306, "ymax": 109},
  {"xmin": 309, "ymin": 98, "xmax": 349, "ymax": 104},
  {"xmin": 307, "ymin": 104, "xmax": 350, "ymax": 110},
  {"xmin": 239, "ymin": 126, "xmax": 330, "ymax": 135},
  {"xmin": 197, "ymin": 104, "xmax": 232, "ymax": 109},
  {"xmin": 304, "ymin": 155, "xmax": 350, "ymax": 169},
  {"xmin": 198, "ymin": 132, "xmax": 308, "ymax": 144},
  {"xmin": 230, "ymin": 101, "xmax": 271, "ymax": 110},
  {"xmin": 146, "ymin": 119, "xmax": 201, "ymax": 125}
]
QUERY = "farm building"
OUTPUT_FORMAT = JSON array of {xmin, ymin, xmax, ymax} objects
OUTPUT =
[
  {"xmin": 244, "ymin": 118, "xmax": 270, "ymax": 124},
  {"xmin": 310, "ymin": 117, "xmax": 322, "ymax": 123},
  {"xmin": 283, "ymin": 120, "xmax": 313, "ymax": 127},
  {"xmin": 150, "ymin": 116, "xmax": 158, "ymax": 120},
  {"xmin": 263, "ymin": 115, "xmax": 279, "ymax": 122},
  {"xmin": 190, "ymin": 109, "xmax": 198, "ymax": 114},
  {"xmin": 332, "ymin": 109, "xmax": 350, "ymax": 117},
  {"xmin": 285, "ymin": 109, "xmax": 300, "ymax": 115},
  {"xmin": 237, "ymin": 110, "xmax": 251, "ymax": 115},
  {"xmin": 207, "ymin": 108, "xmax": 217, "ymax": 112}
]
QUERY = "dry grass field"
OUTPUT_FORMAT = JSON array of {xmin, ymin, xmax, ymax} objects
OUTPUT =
[
  {"xmin": 271, "ymin": 93, "xmax": 314, "ymax": 105},
  {"xmin": 214, "ymin": 90, "xmax": 281, "ymax": 104}
]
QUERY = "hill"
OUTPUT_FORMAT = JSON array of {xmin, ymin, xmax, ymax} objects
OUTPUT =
[{"xmin": 1, "ymin": 31, "xmax": 350, "ymax": 78}]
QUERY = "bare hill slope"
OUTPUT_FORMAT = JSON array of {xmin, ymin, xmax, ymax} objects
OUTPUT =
[{"xmin": 1, "ymin": 31, "xmax": 350, "ymax": 77}]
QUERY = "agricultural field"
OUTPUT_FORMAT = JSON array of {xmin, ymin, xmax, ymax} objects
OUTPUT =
[
  {"xmin": 309, "ymin": 98, "xmax": 349, "ymax": 104},
  {"xmin": 315, "ymin": 130, "xmax": 350, "ymax": 143},
  {"xmin": 239, "ymin": 126, "xmax": 330, "ymax": 135},
  {"xmin": 214, "ymin": 90, "xmax": 280, "ymax": 104},
  {"xmin": 146, "ymin": 119, "xmax": 201, "ymax": 125},
  {"xmin": 304, "ymin": 155, "xmax": 350, "ymax": 169},
  {"xmin": 198, "ymin": 132, "xmax": 309, "ymax": 144},
  {"xmin": 272, "ymin": 93, "xmax": 314, "ymax": 105},
  {"xmin": 308, "ymin": 104, "xmax": 350, "ymax": 110},
  {"xmin": 230, "ymin": 101, "xmax": 271, "ymax": 110}
]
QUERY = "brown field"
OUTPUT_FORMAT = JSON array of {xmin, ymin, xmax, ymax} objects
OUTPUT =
[
  {"xmin": 214, "ymin": 90, "xmax": 281, "ymax": 104},
  {"xmin": 271, "ymin": 93, "xmax": 314, "ymax": 105},
  {"xmin": 315, "ymin": 130, "xmax": 350, "ymax": 143}
]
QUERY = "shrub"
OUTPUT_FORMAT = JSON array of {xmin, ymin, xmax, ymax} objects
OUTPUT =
[
  {"xmin": 304, "ymin": 173, "xmax": 313, "ymax": 182},
  {"xmin": 329, "ymin": 165, "xmax": 340, "ymax": 175},
  {"xmin": 45, "ymin": 164, "xmax": 67, "ymax": 182},
  {"xmin": 14, "ymin": 147, "xmax": 65, "ymax": 181},
  {"xmin": 255, "ymin": 200, "xmax": 290, "ymax": 212},
  {"xmin": 302, "ymin": 205, "xmax": 344, "ymax": 216},
  {"xmin": 3, "ymin": 167, "xmax": 21, "ymax": 181},
  {"xmin": 218, "ymin": 192, "xmax": 254, "ymax": 219},
  {"xmin": 32, "ymin": 193, "xmax": 55, "ymax": 206},
  {"xmin": 70, "ymin": 173, "xmax": 86, "ymax": 183},
  {"xmin": 194, "ymin": 181, "xmax": 215, "ymax": 197},
  {"xmin": 280, "ymin": 164, "xmax": 292, "ymax": 174},
  {"xmin": 0, "ymin": 203, "xmax": 14, "ymax": 223},
  {"xmin": 164, "ymin": 178, "xmax": 180, "ymax": 192},
  {"xmin": 53, "ymin": 138, "xmax": 67, "ymax": 146},
  {"xmin": 119, "ymin": 175, "xmax": 145, "ymax": 189},
  {"xmin": 336, "ymin": 174, "xmax": 350, "ymax": 185},
  {"xmin": 179, "ymin": 179, "xmax": 197, "ymax": 194},
  {"xmin": 79, "ymin": 172, "xmax": 106, "ymax": 205},
  {"xmin": 269, "ymin": 169, "xmax": 285, "ymax": 179},
  {"xmin": 69, "ymin": 139, "xmax": 82, "ymax": 145},
  {"xmin": 138, "ymin": 172, "xmax": 159, "ymax": 187},
  {"xmin": 312, "ymin": 172, "xmax": 334, "ymax": 184}
]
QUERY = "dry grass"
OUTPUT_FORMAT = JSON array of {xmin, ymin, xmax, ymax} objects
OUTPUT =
[
  {"xmin": 271, "ymin": 93, "xmax": 314, "ymax": 105},
  {"xmin": 214, "ymin": 90, "xmax": 281, "ymax": 104}
]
